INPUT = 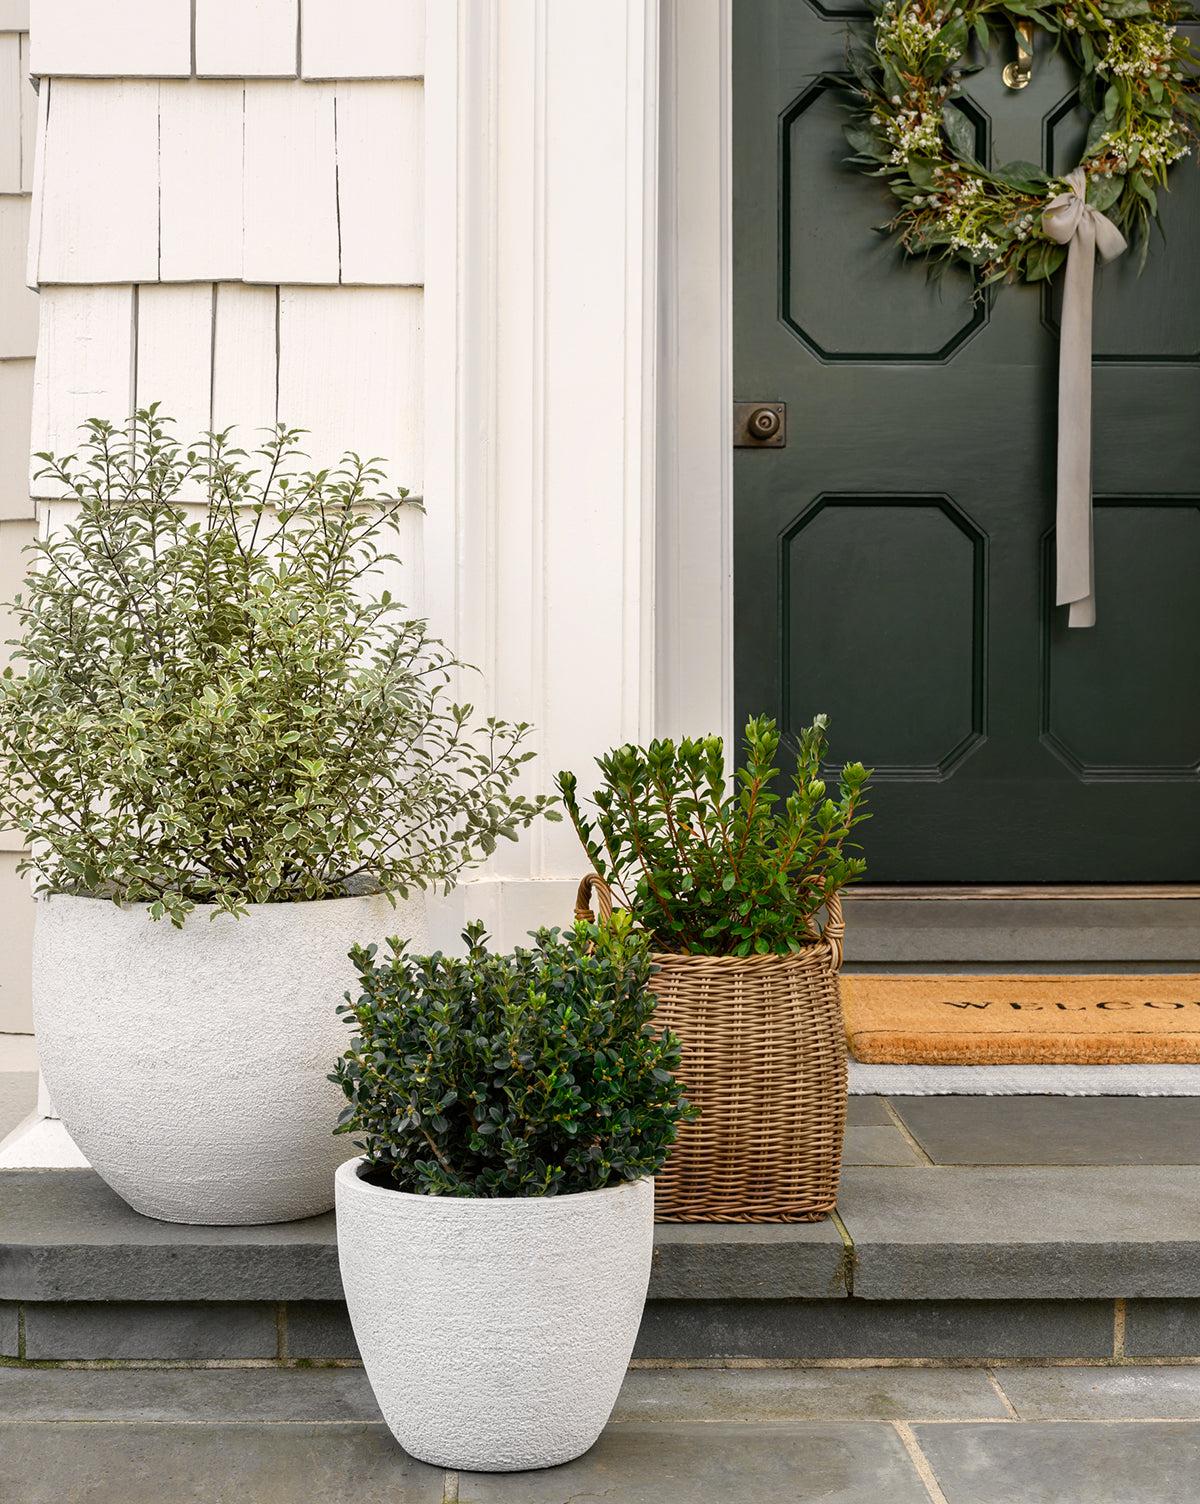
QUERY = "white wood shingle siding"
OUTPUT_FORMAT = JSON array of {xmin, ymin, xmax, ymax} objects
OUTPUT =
[
  {"xmin": 36, "ymin": 80, "xmax": 159, "ymax": 282},
  {"xmin": 0, "ymin": 196, "xmax": 36, "ymax": 353},
  {"xmin": 0, "ymin": 359, "xmax": 33, "ymax": 517},
  {"xmin": 335, "ymin": 83, "xmax": 424, "ymax": 286},
  {"xmin": 194, "ymin": 0, "xmax": 299, "ymax": 80},
  {"xmin": 0, "ymin": 12, "xmax": 35, "ymax": 1039},
  {"xmin": 31, "ymin": 284, "xmax": 423, "ymax": 494},
  {"xmin": 277, "ymin": 286, "xmax": 422, "ymax": 495},
  {"xmin": 211, "ymin": 283, "xmax": 279, "ymax": 438},
  {"xmin": 30, "ymin": 0, "xmax": 192, "ymax": 77},
  {"xmin": 34, "ymin": 79, "xmax": 423, "ymax": 286},
  {"xmin": 0, "ymin": 19, "xmax": 34, "ymax": 516},
  {"xmin": 159, "ymin": 82, "xmax": 245, "ymax": 282},
  {"xmin": 30, "ymin": 285, "xmax": 134, "ymax": 495},
  {"xmin": 299, "ymin": 0, "xmax": 423, "ymax": 80},
  {"xmin": 0, "ymin": 32, "xmax": 20, "ymax": 187},
  {"xmin": 30, "ymin": 0, "xmax": 422, "ymax": 80},
  {"xmin": 242, "ymin": 81, "xmax": 340, "ymax": 284}
]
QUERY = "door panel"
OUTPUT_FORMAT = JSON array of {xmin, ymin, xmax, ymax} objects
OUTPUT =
[
  {"xmin": 783, "ymin": 497, "xmax": 985, "ymax": 777},
  {"xmin": 734, "ymin": 0, "xmax": 1200, "ymax": 880}
]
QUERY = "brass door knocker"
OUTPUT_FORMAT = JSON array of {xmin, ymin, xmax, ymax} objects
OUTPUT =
[{"xmin": 1003, "ymin": 20, "xmax": 1034, "ymax": 89}]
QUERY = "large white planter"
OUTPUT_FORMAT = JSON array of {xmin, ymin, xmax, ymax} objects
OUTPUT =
[
  {"xmin": 32, "ymin": 892, "xmax": 429, "ymax": 1225},
  {"xmin": 335, "ymin": 1158, "xmax": 654, "ymax": 1471}
]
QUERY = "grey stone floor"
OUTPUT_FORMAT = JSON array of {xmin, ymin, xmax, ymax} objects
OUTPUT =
[{"xmin": 7, "ymin": 1364, "xmax": 1200, "ymax": 1502}]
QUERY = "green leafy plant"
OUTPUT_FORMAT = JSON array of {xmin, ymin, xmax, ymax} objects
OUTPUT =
[
  {"xmin": 556, "ymin": 715, "xmax": 871, "ymax": 957},
  {"xmin": 331, "ymin": 915, "xmax": 697, "ymax": 1196},
  {"xmin": 0, "ymin": 408, "xmax": 557, "ymax": 924}
]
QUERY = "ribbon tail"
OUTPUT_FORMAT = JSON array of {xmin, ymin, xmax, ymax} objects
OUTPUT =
[
  {"xmin": 1055, "ymin": 215, "xmax": 1097, "ymax": 629},
  {"xmin": 1068, "ymin": 595, "xmax": 1095, "ymax": 629}
]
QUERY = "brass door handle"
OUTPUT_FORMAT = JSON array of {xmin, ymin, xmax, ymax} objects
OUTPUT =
[{"xmin": 1003, "ymin": 21, "xmax": 1034, "ymax": 89}]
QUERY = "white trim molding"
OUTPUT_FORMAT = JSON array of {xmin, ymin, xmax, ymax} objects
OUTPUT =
[
  {"xmin": 655, "ymin": 0, "xmax": 733, "ymax": 746},
  {"xmin": 423, "ymin": 0, "xmax": 672, "ymax": 943}
]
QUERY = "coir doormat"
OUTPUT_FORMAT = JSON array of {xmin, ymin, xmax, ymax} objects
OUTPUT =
[{"xmin": 842, "ymin": 974, "xmax": 1200, "ymax": 1064}]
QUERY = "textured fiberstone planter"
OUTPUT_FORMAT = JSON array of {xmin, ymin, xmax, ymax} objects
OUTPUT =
[
  {"xmin": 335, "ymin": 1158, "xmax": 654, "ymax": 1471},
  {"xmin": 32, "ymin": 892, "xmax": 429, "ymax": 1225}
]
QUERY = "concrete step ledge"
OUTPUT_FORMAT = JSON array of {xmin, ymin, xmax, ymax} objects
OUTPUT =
[{"xmin": 4, "ymin": 1169, "xmax": 1200, "ymax": 1363}]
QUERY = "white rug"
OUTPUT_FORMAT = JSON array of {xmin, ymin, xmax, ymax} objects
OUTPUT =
[{"xmin": 848, "ymin": 1059, "xmax": 1200, "ymax": 1095}]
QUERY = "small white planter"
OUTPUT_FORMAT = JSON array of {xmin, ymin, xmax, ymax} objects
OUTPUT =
[
  {"xmin": 335, "ymin": 1158, "xmax": 654, "ymax": 1471},
  {"xmin": 32, "ymin": 892, "xmax": 428, "ymax": 1225}
]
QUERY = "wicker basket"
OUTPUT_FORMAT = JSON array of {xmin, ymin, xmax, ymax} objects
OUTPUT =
[{"xmin": 575, "ymin": 873, "xmax": 848, "ymax": 1223}]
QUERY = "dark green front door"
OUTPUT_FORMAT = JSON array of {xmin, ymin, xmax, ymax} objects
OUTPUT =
[{"xmin": 734, "ymin": 0, "xmax": 1200, "ymax": 881}]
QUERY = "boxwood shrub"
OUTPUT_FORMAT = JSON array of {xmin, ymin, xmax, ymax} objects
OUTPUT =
[{"xmin": 331, "ymin": 917, "xmax": 696, "ymax": 1197}]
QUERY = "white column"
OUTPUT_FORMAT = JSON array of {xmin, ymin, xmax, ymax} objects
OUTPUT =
[{"xmin": 423, "ymin": 0, "xmax": 661, "ymax": 946}]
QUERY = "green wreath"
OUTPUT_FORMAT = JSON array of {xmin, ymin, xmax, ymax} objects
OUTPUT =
[{"xmin": 839, "ymin": 0, "xmax": 1200, "ymax": 284}]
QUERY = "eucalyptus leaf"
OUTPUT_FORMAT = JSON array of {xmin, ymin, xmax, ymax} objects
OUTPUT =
[
  {"xmin": 993, "ymin": 159, "xmax": 1051, "ymax": 190},
  {"xmin": 1087, "ymin": 173, "xmax": 1125, "ymax": 212},
  {"xmin": 843, "ymin": 123, "xmax": 888, "ymax": 160},
  {"xmin": 1133, "ymin": 174, "xmax": 1159, "ymax": 213},
  {"xmin": 940, "ymin": 101, "xmax": 978, "ymax": 161},
  {"xmin": 1084, "ymin": 111, "xmax": 1112, "ymax": 156}
]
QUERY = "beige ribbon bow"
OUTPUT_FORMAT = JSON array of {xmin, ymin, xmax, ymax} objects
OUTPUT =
[{"xmin": 1041, "ymin": 168, "xmax": 1126, "ymax": 628}]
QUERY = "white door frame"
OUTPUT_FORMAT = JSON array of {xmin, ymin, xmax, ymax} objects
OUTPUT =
[{"xmin": 420, "ymin": 0, "xmax": 733, "ymax": 945}]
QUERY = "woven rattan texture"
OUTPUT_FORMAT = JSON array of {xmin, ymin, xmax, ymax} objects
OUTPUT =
[{"xmin": 574, "ymin": 875, "xmax": 848, "ymax": 1223}]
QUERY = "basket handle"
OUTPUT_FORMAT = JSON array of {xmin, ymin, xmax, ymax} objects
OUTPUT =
[
  {"xmin": 574, "ymin": 872, "xmax": 614, "ymax": 926},
  {"xmin": 821, "ymin": 890, "xmax": 845, "ymax": 972}
]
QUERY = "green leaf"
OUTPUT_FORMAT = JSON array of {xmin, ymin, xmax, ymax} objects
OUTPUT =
[
  {"xmin": 843, "ymin": 123, "xmax": 888, "ymax": 161},
  {"xmin": 940, "ymin": 102, "xmax": 978, "ymax": 162},
  {"xmin": 1084, "ymin": 111, "xmax": 1112, "ymax": 157},
  {"xmin": 1132, "ymin": 175, "xmax": 1158, "ymax": 214},
  {"xmin": 1086, "ymin": 173, "xmax": 1124, "ymax": 212},
  {"xmin": 993, "ymin": 159, "xmax": 1051, "ymax": 191}
]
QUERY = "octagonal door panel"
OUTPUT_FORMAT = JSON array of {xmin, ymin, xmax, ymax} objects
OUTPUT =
[{"xmin": 735, "ymin": 3, "xmax": 1200, "ymax": 879}]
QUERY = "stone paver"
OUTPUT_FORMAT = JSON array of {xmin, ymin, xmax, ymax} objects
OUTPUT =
[
  {"xmin": 844, "ymin": 1095, "xmax": 892, "ymax": 1126},
  {"xmin": 1, "ymin": 1422, "xmax": 445, "ymax": 1504},
  {"xmin": 997, "ymin": 1364, "xmax": 1200, "ymax": 1420},
  {"xmin": 7, "ymin": 1364, "xmax": 1200, "ymax": 1502},
  {"xmin": 841, "ymin": 1125, "xmax": 924, "ymax": 1166},
  {"xmin": 454, "ymin": 1422, "xmax": 932, "ymax": 1504},
  {"xmin": 837, "ymin": 1165, "xmax": 1200, "ymax": 1298},
  {"xmin": 888, "ymin": 1095, "xmax": 1200, "ymax": 1166},
  {"xmin": 913, "ymin": 1419, "xmax": 1200, "ymax": 1504},
  {"xmin": 612, "ymin": 1365, "xmax": 1008, "ymax": 1421},
  {"xmin": 0, "ymin": 1367, "xmax": 383, "ymax": 1422}
]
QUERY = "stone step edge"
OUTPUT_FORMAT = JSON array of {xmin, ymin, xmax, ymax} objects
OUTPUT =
[{"xmin": 2, "ymin": 1295, "xmax": 1195, "ymax": 1365}]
